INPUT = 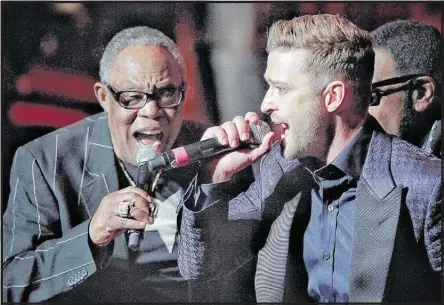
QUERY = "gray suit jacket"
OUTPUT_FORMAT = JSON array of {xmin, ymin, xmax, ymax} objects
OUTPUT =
[
  {"xmin": 2, "ymin": 112, "xmax": 208, "ymax": 302},
  {"xmin": 178, "ymin": 118, "xmax": 442, "ymax": 302}
]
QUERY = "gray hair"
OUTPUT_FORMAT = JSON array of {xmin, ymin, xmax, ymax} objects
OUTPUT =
[{"xmin": 99, "ymin": 26, "xmax": 184, "ymax": 83}]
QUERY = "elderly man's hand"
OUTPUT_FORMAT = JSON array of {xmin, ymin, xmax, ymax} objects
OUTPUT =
[
  {"xmin": 202, "ymin": 112, "xmax": 274, "ymax": 183},
  {"xmin": 89, "ymin": 186, "xmax": 155, "ymax": 247}
]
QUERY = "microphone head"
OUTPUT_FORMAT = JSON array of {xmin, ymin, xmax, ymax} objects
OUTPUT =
[
  {"xmin": 249, "ymin": 120, "xmax": 271, "ymax": 144},
  {"xmin": 136, "ymin": 146, "xmax": 158, "ymax": 165}
]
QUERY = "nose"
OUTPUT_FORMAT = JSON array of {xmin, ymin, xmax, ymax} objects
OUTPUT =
[
  {"xmin": 138, "ymin": 100, "xmax": 161, "ymax": 119},
  {"xmin": 260, "ymin": 94, "xmax": 278, "ymax": 115}
]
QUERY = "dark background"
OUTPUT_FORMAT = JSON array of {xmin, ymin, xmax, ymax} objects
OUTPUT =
[{"xmin": 2, "ymin": 2, "xmax": 442, "ymax": 212}]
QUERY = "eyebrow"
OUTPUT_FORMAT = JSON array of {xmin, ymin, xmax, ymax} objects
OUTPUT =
[
  {"xmin": 155, "ymin": 84, "xmax": 177, "ymax": 90},
  {"xmin": 119, "ymin": 83, "xmax": 178, "ymax": 92},
  {"xmin": 263, "ymin": 75, "xmax": 290, "ymax": 87}
]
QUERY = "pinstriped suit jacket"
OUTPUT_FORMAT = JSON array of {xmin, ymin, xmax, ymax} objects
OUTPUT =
[
  {"xmin": 178, "ymin": 117, "xmax": 442, "ymax": 302},
  {"xmin": 2, "ymin": 112, "xmax": 208, "ymax": 302}
]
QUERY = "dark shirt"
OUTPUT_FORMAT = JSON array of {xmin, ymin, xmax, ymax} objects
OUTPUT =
[{"xmin": 302, "ymin": 126, "xmax": 372, "ymax": 302}]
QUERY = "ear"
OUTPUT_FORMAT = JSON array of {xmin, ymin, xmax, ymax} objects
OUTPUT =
[
  {"xmin": 323, "ymin": 80, "xmax": 346, "ymax": 113},
  {"xmin": 94, "ymin": 82, "xmax": 109, "ymax": 112},
  {"xmin": 412, "ymin": 76, "xmax": 435, "ymax": 113}
]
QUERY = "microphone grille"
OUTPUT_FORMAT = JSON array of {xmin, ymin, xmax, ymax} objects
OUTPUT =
[
  {"xmin": 136, "ymin": 146, "xmax": 158, "ymax": 164},
  {"xmin": 249, "ymin": 120, "xmax": 271, "ymax": 144}
]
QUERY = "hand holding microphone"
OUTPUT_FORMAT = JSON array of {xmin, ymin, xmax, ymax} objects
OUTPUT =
[
  {"xmin": 203, "ymin": 112, "xmax": 274, "ymax": 183},
  {"xmin": 127, "ymin": 146, "xmax": 159, "ymax": 251},
  {"xmin": 88, "ymin": 147, "xmax": 157, "ymax": 252},
  {"xmin": 88, "ymin": 185, "xmax": 154, "ymax": 249},
  {"xmin": 149, "ymin": 112, "xmax": 274, "ymax": 183}
]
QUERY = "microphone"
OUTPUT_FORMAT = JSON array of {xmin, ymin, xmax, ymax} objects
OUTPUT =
[
  {"xmin": 127, "ymin": 146, "xmax": 158, "ymax": 251},
  {"xmin": 148, "ymin": 120, "xmax": 271, "ymax": 172}
]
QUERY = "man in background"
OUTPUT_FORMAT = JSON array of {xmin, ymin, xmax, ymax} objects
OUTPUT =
[
  {"xmin": 3, "ymin": 26, "xmax": 210, "ymax": 302},
  {"xmin": 370, "ymin": 20, "xmax": 441, "ymax": 157}
]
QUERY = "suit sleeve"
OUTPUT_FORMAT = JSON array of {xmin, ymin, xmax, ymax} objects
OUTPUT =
[
  {"xmin": 424, "ymin": 176, "xmax": 442, "ymax": 272},
  {"xmin": 178, "ymin": 165, "xmax": 262, "ymax": 302},
  {"xmin": 2, "ymin": 146, "xmax": 112, "ymax": 302}
]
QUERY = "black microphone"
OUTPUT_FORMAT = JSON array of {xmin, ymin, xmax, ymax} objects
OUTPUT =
[
  {"xmin": 148, "ymin": 120, "xmax": 271, "ymax": 172},
  {"xmin": 127, "ymin": 146, "xmax": 158, "ymax": 251}
]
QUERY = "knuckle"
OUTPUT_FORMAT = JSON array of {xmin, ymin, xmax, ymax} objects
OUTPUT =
[
  {"xmin": 221, "ymin": 121, "xmax": 233, "ymax": 128},
  {"xmin": 207, "ymin": 126, "xmax": 219, "ymax": 133},
  {"xmin": 139, "ymin": 189, "xmax": 149, "ymax": 198},
  {"xmin": 104, "ymin": 226, "xmax": 113, "ymax": 235},
  {"xmin": 246, "ymin": 111, "xmax": 257, "ymax": 118}
]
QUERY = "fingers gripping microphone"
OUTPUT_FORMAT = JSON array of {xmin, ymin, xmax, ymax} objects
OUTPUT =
[
  {"xmin": 148, "ymin": 120, "xmax": 271, "ymax": 172},
  {"xmin": 127, "ymin": 146, "xmax": 158, "ymax": 251}
]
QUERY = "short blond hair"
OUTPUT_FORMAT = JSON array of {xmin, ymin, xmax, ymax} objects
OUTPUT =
[{"xmin": 267, "ymin": 14, "xmax": 374, "ymax": 114}]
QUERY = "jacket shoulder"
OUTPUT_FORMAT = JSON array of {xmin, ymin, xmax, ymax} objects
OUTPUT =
[
  {"xmin": 391, "ymin": 136, "xmax": 441, "ymax": 179},
  {"xmin": 389, "ymin": 136, "xmax": 441, "ymax": 210},
  {"xmin": 21, "ymin": 113, "xmax": 106, "ymax": 166}
]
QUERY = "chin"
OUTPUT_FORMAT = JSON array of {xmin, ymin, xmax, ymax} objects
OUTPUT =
[
  {"xmin": 282, "ymin": 142, "xmax": 298, "ymax": 160},
  {"xmin": 283, "ymin": 137, "xmax": 311, "ymax": 161}
]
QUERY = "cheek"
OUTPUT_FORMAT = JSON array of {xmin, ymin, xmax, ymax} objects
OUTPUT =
[
  {"xmin": 164, "ymin": 106, "xmax": 183, "ymax": 125},
  {"xmin": 382, "ymin": 92, "xmax": 404, "ymax": 111},
  {"xmin": 383, "ymin": 95, "xmax": 405, "ymax": 123},
  {"xmin": 164, "ymin": 107, "xmax": 184, "ymax": 141},
  {"xmin": 108, "ymin": 110, "xmax": 137, "ymax": 139}
]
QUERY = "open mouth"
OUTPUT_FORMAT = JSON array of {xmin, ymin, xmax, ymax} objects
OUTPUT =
[
  {"xmin": 272, "ymin": 121, "xmax": 289, "ymax": 141},
  {"xmin": 134, "ymin": 131, "xmax": 164, "ymax": 146}
]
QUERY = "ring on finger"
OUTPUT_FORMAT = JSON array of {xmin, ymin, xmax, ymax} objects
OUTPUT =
[
  {"xmin": 129, "ymin": 200, "xmax": 138, "ymax": 214},
  {"xmin": 118, "ymin": 201, "xmax": 132, "ymax": 218}
]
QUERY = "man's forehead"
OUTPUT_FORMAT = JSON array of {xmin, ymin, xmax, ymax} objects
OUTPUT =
[
  {"xmin": 265, "ymin": 48, "xmax": 311, "ymax": 81},
  {"xmin": 115, "ymin": 45, "xmax": 176, "ymax": 67},
  {"xmin": 110, "ymin": 44, "xmax": 182, "ymax": 85},
  {"xmin": 373, "ymin": 48, "xmax": 398, "ymax": 83}
]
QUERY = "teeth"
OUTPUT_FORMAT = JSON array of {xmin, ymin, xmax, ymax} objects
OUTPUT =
[
  {"xmin": 138, "ymin": 131, "xmax": 160, "ymax": 136},
  {"xmin": 135, "ymin": 131, "xmax": 163, "ymax": 141}
]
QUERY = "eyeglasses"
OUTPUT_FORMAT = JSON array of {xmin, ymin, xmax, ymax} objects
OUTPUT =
[
  {"xmin": 107, "ymin": 84, "xmax": 186, "ymax": 109},
  {"xmin": 370, "ymin": 74, "xmax": 424, "ymax": 106}
]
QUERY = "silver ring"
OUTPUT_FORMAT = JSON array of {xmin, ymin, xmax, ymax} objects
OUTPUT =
[{"xmin": 118, "ymin": 201, "xmax": 131, "ymax": 218}]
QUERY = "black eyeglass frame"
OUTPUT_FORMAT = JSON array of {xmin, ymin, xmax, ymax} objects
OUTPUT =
[
  {"xmin": 106, "ymin": 84, "xmax": 186, "ymax": 109},
  {"xmin": 370, "ymin": 74, "xmax": 426, "ymax": 106}
]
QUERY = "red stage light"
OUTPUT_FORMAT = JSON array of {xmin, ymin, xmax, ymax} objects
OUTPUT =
[{"xmin": 9, "ymin": 101, "xmax": 88, "ymax": 128}]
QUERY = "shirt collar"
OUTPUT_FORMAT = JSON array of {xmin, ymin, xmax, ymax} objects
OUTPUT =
[{"xmin": 311, "ymin": 116, "xmax": 374, "ymax": 181}]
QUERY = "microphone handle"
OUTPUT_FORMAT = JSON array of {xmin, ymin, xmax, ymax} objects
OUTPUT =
[
  {"xmin": 148, "ymin": 138, "xmax": 256, "ymax": 172},
  {"xmin": 186, "ymin": 137, "xmax": 238, "ymax": 162},
  {"xmin": 127, "ymin": 164, "xmax": 153, "ymax": 251},
  {"xmin": 127, "ymin": 230, "xmax": 142, "ymax": 251}
]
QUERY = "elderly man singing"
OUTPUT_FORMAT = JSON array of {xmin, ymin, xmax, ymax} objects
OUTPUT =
[{"xmin": 3, "ymin": 26, "xmax": 210, "ymax": 302}]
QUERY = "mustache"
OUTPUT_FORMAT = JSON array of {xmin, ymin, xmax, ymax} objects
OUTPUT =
[{"xmin": 269, "ymin": 113, "xmax": 287, "ymax": 124}]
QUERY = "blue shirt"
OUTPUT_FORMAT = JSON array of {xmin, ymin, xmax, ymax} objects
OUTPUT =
[{"xmin": 302, "ymin": 126, "xmax": 371, "ymax": 302}]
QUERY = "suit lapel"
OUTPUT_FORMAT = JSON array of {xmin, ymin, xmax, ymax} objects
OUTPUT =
[
  {"xmin": 79, "ymin": 114, "xmax": 132, "ymax": 258},
  {"xmin": 80, "ymin": 114, "xmax": 120, "ymax": 216},
  {"xmin": 350, "ymin": 131, "xmax": 403, "ymax": 302},
  {"xmin": 255, "ymin": 192, "xmax": 303, "ymax": 302}
]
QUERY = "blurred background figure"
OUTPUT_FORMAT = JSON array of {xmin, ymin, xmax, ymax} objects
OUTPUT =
[
  {"xmin": 2, "ymin": 2, "xmax": 442, "ymax": 212},
  {"xmin": 370, "ymin": 20, "xmax": 442, "ymax": 157}
]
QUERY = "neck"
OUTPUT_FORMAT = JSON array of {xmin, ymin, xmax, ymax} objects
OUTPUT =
[{"xmin": 326, "ymin": 114, "xmax": 366, "ymax": 164}]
